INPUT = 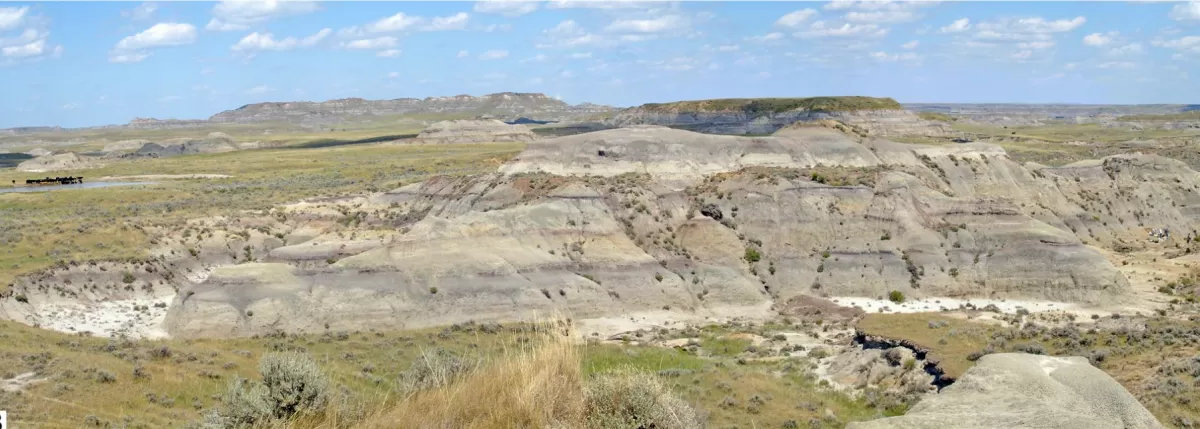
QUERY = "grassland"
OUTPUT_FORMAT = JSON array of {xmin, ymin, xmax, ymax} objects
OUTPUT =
[
  {"xmin": 640, "ymin": 96, "xmax": 903, "ymax": 114},
  {"xmin": 0, "ymin": 143, "xmax": 523, "ymax": 291},
  {"xmin": 857, "ymin": 312, "xmax": 1200, "ymax": 426},
  {"xmin": 1118, "ymin": 110, "xmax": 1200, "ymax": 121},
  {"xmin": 0, "ymin": 318, "xmax": 892, "ymax": 429}
]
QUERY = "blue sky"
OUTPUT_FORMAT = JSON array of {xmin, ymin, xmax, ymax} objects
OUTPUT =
[{"xmin": 1, "ymin": 0, "xmax": 1199, "ymax": 128}]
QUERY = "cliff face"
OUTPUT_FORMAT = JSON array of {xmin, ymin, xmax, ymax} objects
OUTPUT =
[
  {"xmin": 607, "ymin": 97, "xmax": 956, "ymax": 137},
  {"xmin": 208, "ymin": 92, "xmax": 613, "ymax": 124}
]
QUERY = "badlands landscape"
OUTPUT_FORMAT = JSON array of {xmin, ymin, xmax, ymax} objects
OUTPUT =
[{"xmin": 2, "ymin": 93, "xmax": 1200, "ymax": 429}]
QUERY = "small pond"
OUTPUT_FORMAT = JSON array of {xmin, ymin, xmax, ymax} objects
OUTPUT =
[{"xmin": 0, "ymin": 181, "xmax": 158, "ymax": 194}]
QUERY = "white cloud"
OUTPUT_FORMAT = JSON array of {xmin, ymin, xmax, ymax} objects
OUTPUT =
[
  {"xmin": 605, "ymin": 15, "xmax": 687, "ymax": 33},
  {"xmin": 1010, "ymin": 50, "xmax": 1032, "ymax": 60},
  {"xmin": 940, "ymin": 18, "xmax": 970, "ymax": 33},
  {"xmin": 901, "ymin": 40, "xmax": 919, "ymax": 49},
  {"xmin": 569, "ymin": 51, "xmax": 593, "ymax": 58},
  {"xmin": 560, "ymin": 69, "xmax": 573, "ymax": 77},
  {"xmin": 343, "ymin": 36, "xmax": 397, "ymax": 50},
  {"xmin": 115, "ymin": 22, "xmax": 197, "ymax": 51},
  {"xmin": 976, "ymin": 16, "xmax": 1086, "ymax": 36},
  {"xmin": 546, "ymin": 0, "xmax": 658, "ymax": 10},
  {"xmin": 457, "ymin": 50, "xmax": 470, "ymax": 58},
  {"xmin": 1064, "ymin": 62, "xmax": 1078, "ymax": 70},
  {"xmin": 1169, "ymin": 1, "xmax": 1200, "ymax": 21},
  {"xmin": 245, "ymin": 85, "xmax": 274, "ymax": 95},
  {"xmin": 388, "ymin": 71, "xmax": 400, "ymax": 78},
  {"xmin": 231, "ymin": 28, "xmax": 330, "ymax": 52},
  {"xmin": 124, "ymin": 2, "xmax": 157, "ymax": 21},
  {"xmin": 521, "ymin": 53, "xmax": 547, "ymax": 62},
  {"xmin": 846, "ymin": 10, "xmax": 916, "ymax": 24},
  {"xmin": 206, "ymin": 0, "xmax": 318, "ymax": 32},
  {"xmin": 479, "ymin": 49, "xmax": 509, "ymax": 59},
  {"xmin": 717, "ymin": 44, "xmax": 739, "ymax": 52},
  {"xmin": 425, "ymin": 12, "xmax": 470, "ymax": 31},
  {"xmin": 746, "ymin": 32, "xmax": 784, "ymax": 42},
  {"xmin": 376, "ymin": 49, "xmax": 401, "ymax": 57},
  {"xmin": 61, "ymin": 103, "xmax": 79, "ymax": 110},
  {"xmin": 2, "ymin": 39, "xmax": 45, "ymax": 58},
  {"xmin": 110, "ymin": 22, "xmax": 196, "ymax": 62},
  {"xmin": 775, "ymin": 9, "xmax": 817, "ymax": 28},
  {"xmin": 1097, "ymin": 61, "xmax": 1137, "ymax": 69},
  {"xmin": 483, "ymin": 23, "xmax": 512, "ymax": 32},
  {"xmin": 870, "ymin": 50, "xmax": 922, "ymax": 63},
  {"xmin": 1083, "ymin": 32, "xmax": 1115, "ymax": 47},
  {"xmin": 1108, "ymin": 43, "xmax": 1143, "ymax": 56},
  {"xmin": 0, "ymin": 6, "xmax": 28, "ymax": 31},
  {"xmin": 794, "ymin": 21, "xmax": 888, "ymax": 38},
  {"xmin": 365, "ymin": 12, "xmax": 424, "ymax": 33},
  {"xmin": 157, "ymin": 95, "xmax": 182, "ymax": 103},
  {"xmin": 473, "ymin": 0, "xmax": 538, "ymax": 17},
  {"xmin": 1152, "ymin": 35, "xmax": 1200, "ymax": 54}
]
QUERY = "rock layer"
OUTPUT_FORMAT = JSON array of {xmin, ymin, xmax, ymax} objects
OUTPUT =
[{"xmin": 415, "ymin": 119, "xmax": 537, "ymax": 144}]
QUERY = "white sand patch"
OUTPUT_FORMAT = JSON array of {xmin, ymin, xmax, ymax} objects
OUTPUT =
[
  {"xmin": 829, "ymin": 296, "xmax": 1081, "ymax": 315},
  {"xmin": 27, "ymin": 294, "xmax": 174, "ymax": 339},
  {"xmin": 1, "ymin": 372, "xmax": 47, "ymax": 392}
]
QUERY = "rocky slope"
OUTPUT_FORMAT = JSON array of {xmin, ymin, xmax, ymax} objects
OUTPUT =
[
  {"xmin": 141, "ymin": 122, "xmax": 1200, "ymax": 337},
  {"xmin": 415, "ymin": 119, "xmax": 537, "ymax": 144},
  {"xmin": 847, "ymin": 353, "xmax": 1164, "ymax": 429},
  {"xmin": 209, "ymin": 92, "xmax": 613, "ymax": 125},
  {"xmin": 608, "ymin": 97, "xmax": 956, "ymax": 137}
]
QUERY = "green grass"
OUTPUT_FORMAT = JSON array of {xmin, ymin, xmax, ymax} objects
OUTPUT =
[
  {"xmin": 917, "ymin": 112, "xmax": 955, "ymax": 122},
  {"xmin": 582, "ymin": 343, "xmax": 708, "ymax": 375},
  {"xmin": 0, "ymin": 143, "xmax": 523, "ymax": 290},
  {"xmin": 640, "ymin": 96, "xmax": 903, "ymax": 114}
]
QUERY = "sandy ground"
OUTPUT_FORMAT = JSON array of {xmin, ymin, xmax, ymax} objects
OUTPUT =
[
  {"xmin": 26, "ymin": 294, "xmax": 175, "ymax": 339},
  {"xmin": 829, "ymin": 296, "xmax": 1082, "ymax": 314},
  {"xmin": 574, "ymin": 302, "xmax": 775, "ymax": 340},
  {"xmin": 2, "ymin": 372, "xmax": 48, "ymax": 392},
  {"xmin": 94, "ymin": 174, "xmax": 232, "ymax": 181}
]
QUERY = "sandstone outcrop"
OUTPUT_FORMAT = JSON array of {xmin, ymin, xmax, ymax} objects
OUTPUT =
[
  {"xmin": 415, "ymin": 119, "xmax": 537, "ymax": 144},
  {"xmin": 124, "ymin": 133, "xmax": 240, "ymax": 158},
  {"xmin": 847, "ymin": 353, "xmax": 1164, "ymax": 429}
]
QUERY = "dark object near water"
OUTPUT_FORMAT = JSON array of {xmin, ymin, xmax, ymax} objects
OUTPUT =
[
  {"xmin": 507, "ymin": 117, "xmax": 555, "ymax": 125},
  {"xmin": 24, "ymin": 176, "xmax": 84, "ymax": 185},
  {"xmin": 700, "ymin": 203, "xmax": 723, "ymax": 220}
]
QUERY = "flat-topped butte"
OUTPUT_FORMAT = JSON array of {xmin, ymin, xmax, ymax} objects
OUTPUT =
[{"xmin": 637, "ymin": 96, "xmax": 904, "ymax": 114}]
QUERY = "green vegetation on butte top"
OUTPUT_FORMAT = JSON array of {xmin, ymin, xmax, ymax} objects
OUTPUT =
[{"xmin": 639, "ymin": 96, "xmax": 904, "ymax": 114}]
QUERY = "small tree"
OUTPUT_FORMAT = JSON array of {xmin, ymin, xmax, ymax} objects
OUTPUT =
[
  {"xmin": 744, "ymin": 248, "xmax": 761, "ymax": 263},
  {"xmin": 888, "ymin": 290, "xmax": 905, "ymax": 303}
]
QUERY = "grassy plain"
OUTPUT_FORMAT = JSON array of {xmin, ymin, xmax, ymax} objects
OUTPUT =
[
  {"xmin": 0, "ymin": 142, "xmax": 523, "ymax": 291},
  {"xmin": 1, "ymin": 319, "xmax": 891, "ymax": 429}
]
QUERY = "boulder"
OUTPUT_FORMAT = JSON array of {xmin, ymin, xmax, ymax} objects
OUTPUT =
[{"xmin": 847, "ymin": 353, "xmax": 1164, "ymax": 429}]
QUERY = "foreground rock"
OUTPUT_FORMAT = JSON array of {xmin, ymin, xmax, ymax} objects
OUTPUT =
[
  {"xmin": 848, "ymin": 353, "xmax": 1164, "ymax": 429},
  {"xmin": 415, "ymin": 119, "xmax": 537, "ymax": 144}
]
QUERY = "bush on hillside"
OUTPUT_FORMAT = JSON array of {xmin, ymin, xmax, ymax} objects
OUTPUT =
[
  {"xmin": 397, "ymin": 348, "xmax": 476, "ymax": 394},
  {"xmin": 193, "ymin": 352, "xmax": 330, "ymax": 429},
  {"xmin": 888, "ymin": 290, "xmax": 906, "ymax": 303},
  {"xmin": 585, "ymin": 369, "xmax": 706, "ymax": 429}
]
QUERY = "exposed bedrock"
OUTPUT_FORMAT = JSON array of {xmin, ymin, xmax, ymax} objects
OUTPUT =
[{"xmin": 19, "ymin": 125, "xmax": 1193, "ymax": 337}]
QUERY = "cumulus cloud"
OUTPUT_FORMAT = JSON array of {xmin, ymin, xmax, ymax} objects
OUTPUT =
[
  {"xmin": 869, "ymin": 50, "xmax": 922, "ymax": 63},
  {"xmin": 940, "ymin": 18, "xmax": 970, "ymax": 33},
  {"xmin": 1169, "ymin": 1, "xmax": 1200, "ymax": 21},
  {"xmin": 1096, "ymin": 61, "xmax": 1138, "ymax": 69},
  {"xmin": 746, "ymin": 32, "xmax": 784, "ymax": 42},
  {"xmin": 473, "ymin": 0, "xmax": 538, "ymax": 17},
  {"xmin": 793, "ymin": 21, "xmax": 888, "ymax": 38},
  {"xmin": 0, "ymin": 6, "xmax": 28, "ymax": 31},
  {"xmin": 377, "ymin": 49, "xmax": 401, "ymax": 57},
  {"xmin": 1083, "ymin": 32, "xmax": 1115, "ymax": 47},
  {"xmin": 426, "ymin": 12, "xmax": 470, "ymax": 31},
  {"xmin": 388, "ymin": 71, "xmax": 400, "ymax": 78},
  {"xmin": 1152, "ymin": 35, "xmax": 1200, "ymax": 54},
  {"xmin": 457, "ymin": 49, "xmax": 470, "ymax": 58},
  {"xmin": 110, "ymin": 22, "xmax": 196, "ymax": 63},
  {"xmin": 775, "ymin": 9, "xmax": 817, "ymax": 28},
  {"xmin": 206, "ymin": 0, "xmax": 318, "ymax": 32},
  {"xmin": 2, "ymin": 39, "xmax": 45, "ymax": 58},
  {"xmin": 479, "ymin": 49, "xmax": 509, "ymax": 59},
  {"xmin": 605, "ymin": 15, "xmax": 688, "ymax": 33},
  {"xmin": 231, "ymin": 28, "xmax": 330, "ymax": 52},
  {"xmin": 342, "ymin": 36, "xmax": 397, "ymax": 49},
  {"xmin": 1108, "ymin": 43, "xmax": 1143, "ymax": 56},
  {"xmin": 902, "ymin": 40, "xmax": 919, "ymax": 49},
  {"xmin": 346, "ymin": 11, "xmax": 470, "ymax": 36}
]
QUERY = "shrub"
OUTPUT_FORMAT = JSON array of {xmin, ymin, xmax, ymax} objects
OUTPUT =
[
  {"xmin": 257, "ymin": 352, "xmax": 330, "ymax": 419},
  {"xmin": 1013, "ymin": 343, "xmax": 1046, "ymax": 355},
  {"xmin": 429, "ymin": 287, "xmax": 438, "ymax": 294},
  {"xmin": 744, "ymin": 248, "xmax": 761, "ymax": 263},
  {"xmin": 888, "ymin": 290, "xmax": 905, "ymax": 303},
  {"xmin": 585, "ymin": 369, "xmax": 706, "ymax": 429},
  {"xmin": 95, "ymin": 369, "xmax": 116, "ymax": 383},
  {"xmin": 122, "ymin": 272, "xmax": 135, "ymax": 284},
  {"xmin": 397, "ymin": 349, "xmax": 475, "ymax": 394}
]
